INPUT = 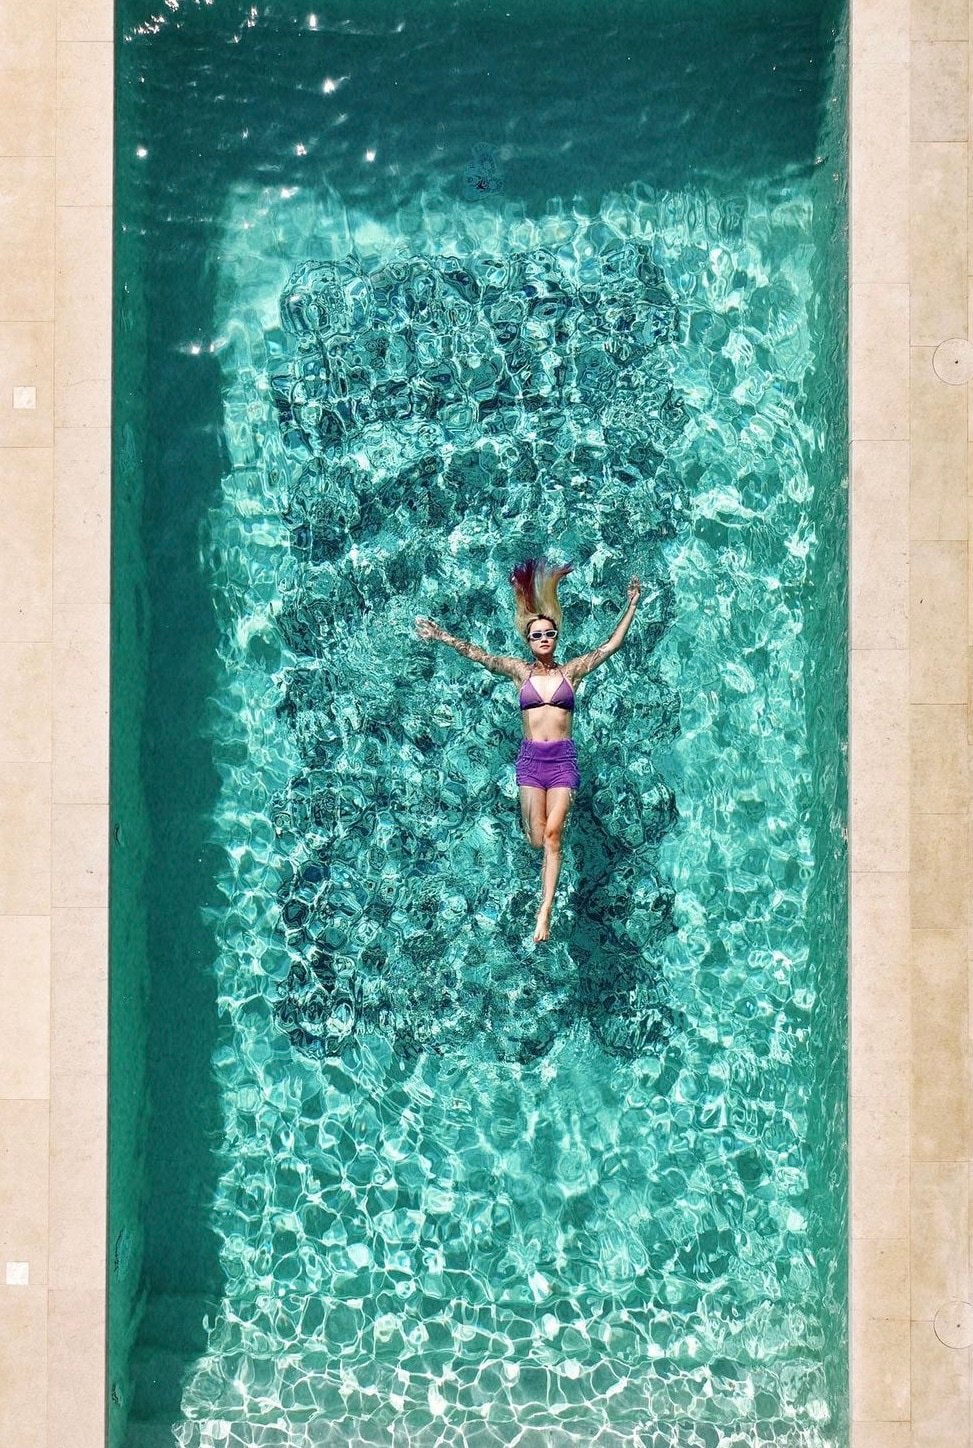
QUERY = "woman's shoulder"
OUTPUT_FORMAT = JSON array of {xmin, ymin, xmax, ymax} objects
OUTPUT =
[
  {"xmin": 487, "ymin": 654, "xmax": 530, "ymax": 683},
  {"xmin": 563, "ymin": 646, "xmax": 609, "ymax": 682}
]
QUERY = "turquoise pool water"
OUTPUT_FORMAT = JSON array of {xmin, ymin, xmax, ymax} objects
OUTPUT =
[{"xmin": 109, "ymin": 2, "xmax": 847, "ymax": 1444}]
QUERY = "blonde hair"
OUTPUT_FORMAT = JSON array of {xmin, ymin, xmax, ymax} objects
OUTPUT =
[{"xmin": 509, "ymin": 557, "xmax": 573, "ymax": 642}]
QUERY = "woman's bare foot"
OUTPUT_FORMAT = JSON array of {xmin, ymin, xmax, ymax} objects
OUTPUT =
[{"xmin": 534, "ymin": 902, "xmax": 552, "ymax": 942}]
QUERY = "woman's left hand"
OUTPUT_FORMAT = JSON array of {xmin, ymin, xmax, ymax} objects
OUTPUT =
[
  {"xmin": 415, "ymin": 616, "xmax": 444, "ymax": 641},
  {"xmin": 628, "ymin": 576, "xmax": 641, "ymax": 605}
]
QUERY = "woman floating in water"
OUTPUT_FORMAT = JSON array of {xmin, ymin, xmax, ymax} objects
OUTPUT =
[{"xmin": 416, "ymin": 559, "xmax": 641, "ymax": 942}]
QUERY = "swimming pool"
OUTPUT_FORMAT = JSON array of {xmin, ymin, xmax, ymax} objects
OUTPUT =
[{"xmin": 108, "ymin": 1, "xmax": 848, "ymax": 1442}]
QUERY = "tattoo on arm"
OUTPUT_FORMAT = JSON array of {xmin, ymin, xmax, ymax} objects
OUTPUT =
[
  {"xmin": 447, "ymin": 636, "xmax": 520, "ymax": 678},
  {"xmin": 567, "ymin": 601, "xmax": 636, "ymax": 681},
  {"xmin": 452, "ymin": 638, "xmax": 488, "ymax": 664},
  {"xmin": 568, "ymin": 644, "xmax": 612, "ymax": 681}
]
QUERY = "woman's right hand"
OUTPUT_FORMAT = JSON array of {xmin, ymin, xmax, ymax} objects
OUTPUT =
[{"xmin": 415, "ymin": 616, "xmax": 444, "ymax": 642}]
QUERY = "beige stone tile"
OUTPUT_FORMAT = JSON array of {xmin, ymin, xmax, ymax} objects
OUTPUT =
[
  {"xmin": 852, "ymin": 1236, "xmax": 910, "ymax": 1319},
  {"xmin": 852, "ymin": 1316, "xmax": 911, "ymax": 1421},
  {"xmin": 55, "ymin": 43, "xmax": 112, "ymax": 208},
  {"xmin": 0, "ymin": 1285, "xmax": 47, "ymax": 1448},
  {"xmin": 0, "ymin": 448, "xmax": 53, "ymax": 643},
  {"xmin": 0, "ymin": 68, "xmax": 56, "ymax": 157},
  {"xmin": 851, "ymin": 1071, "xmax": 915, "ymax": 1146},
  {"xmin": 52, "ymin": 603, "xmax": 108, "ymax": 805},
  {"xmin": 911, "ymin": 347, "xmax": 968, "ymax": 540},
  {"xmin": 911, "ymin": 1319, "xmax": 971, "ymax": 1445},
  {"xmin": 0, "ymin": 0, "xmax": 56, "ymax": 58},
  {"xmin": 0, "ymin": 156, "xmax": 55, "ymax": 321},
  {"xmin": 969, "ymin": 1161, "xmax": 973, "ymax": 1272},
  {"xmin": 851, "ymin": 871, "xmax": 911, "ymax": 1074},
  {"xmin": 0, "ymin": 321, "xmax": 53, "ymax": 447},
  {"xmin": 968, "ymin": 475, "xmax": 973, "ymax": 629},
  {"xmin": 57, "ymin": 0, "xmax": 113, "ymax": 43},
  {"xmin": 0, "ymin": 1100, "xmax": 48, "ymax": 1288},
  {"xmin": 847, "ymin": 1427, "xmax": 910, "ymax": 1448},
  {"xmin": 911, "ymin": 811, "xmax": 968, "ymax": 929},
  {"xmin": 855, "ymin": 1029, "xmax": 912, "ymax": 1127},
  {"xmin": 911, "ymin": 704, "xmax": 969, "ymax": 810},
  {"xmin": 51, "ymin": 803, "xmax": 107, "ymax": 909},
  {"xmin": 912, "ymin": 928, "xmax": 969, "ymax": 1160},
  {"xmin": 851, "ymin": 870, "xmax": 911, "ymax": 1110},
  {"xmin": 0, "ymin": 762, "xmax": 51, "ymax": 914},
  {"xmin": 911, "ymin": 41, "xmax": 969, "ymax": 141},
  {"xmin": 913, "ymin": 0, "xmax": 968, "ymax": 40},
  {"xmin": 911, "ymin": 542, "xmax": 969, "ymax": 702},
  {"xmin": 852, "ymin": 1084, "xmax": 911, "ymax": 1243},
  {"xmin": 0, "ymin": 916, "xmax": 50, "ymax": 1099},
  {"xmin": 51, "ymin": 907, "xmax": 106, "ymax": 1080},
  {"xmin": 912, "ymin": 1161, "xmax": 969, "ymax": 1319},
  {"xmin": 54, "ymin": 204, "xmax": 110, "ymax": 430},
  {"xmin": 852, "ymin": 441, "xmax": 910, "ymax": 648},
  {"xmin": 853, "ymin": 1136, "xmax": 911, "ymax": 1242},
  {"xmin": 853, "ymin": 63, "xmax": 910, "ymax": 286},
  {"xmin": 911, "ymin": 144, "xmax": 968, "ymax": 344},
  {"xmin": 48, "ymin": 1289, "xmax": 104, "ymax": 1447},
  {"xmin": 0, "ymin": 0, "xmax": 56, "ymax": 158},
  {"xmin": 851, "ymin": 650, "xmax": 910, "ymax": 872},
  {"xmin": 854, "ymin": 0, "xmax": 910, "ymax": 60},
  {"xmin": 851, "ymin": 286, "xmax": 911, "ymax": 441},
  {"xmin": 53, "ymin": 426, "xmax": 109, "ymax": 605},
  {"xmin": 0, "ymin": 640, "xmax": 51, "ymax": 764},
  {"xmin": 49, "ymin": 1072, "xmax": 105, "ymax": 1291}
]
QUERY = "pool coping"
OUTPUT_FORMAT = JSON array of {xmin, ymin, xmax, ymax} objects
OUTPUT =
[{"xmin": 0, "ymin": 0, "xmax": 968, "ymax": 1442}]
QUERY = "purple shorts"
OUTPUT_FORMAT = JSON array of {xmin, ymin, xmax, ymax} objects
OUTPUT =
[{"xmin": 515, "ymin": 739, "xmax": 580, "ymax": 791}]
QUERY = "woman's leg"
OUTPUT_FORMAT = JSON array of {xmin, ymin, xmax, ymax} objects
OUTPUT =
[
  {"xmin": 534, "ymin": 787, "xmax": 574, "ymax": 941},
  {"xmin": 519, "ymin": 785, "xmax": 547, "ymax": 849}
]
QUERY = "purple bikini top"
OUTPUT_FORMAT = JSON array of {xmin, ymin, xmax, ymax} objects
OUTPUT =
[{"xmin": 519, "ymin": 668, "xmax": 575, "ymax": 713}]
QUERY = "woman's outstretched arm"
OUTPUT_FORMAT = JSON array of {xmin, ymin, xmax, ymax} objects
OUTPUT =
[
  {"xmin": 415, "ymin": 617, "xmax": 526, "ymax": 681},
  {"xmin": 564, "ymin": 576, "xmax": 641, "ymax": 682}
]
